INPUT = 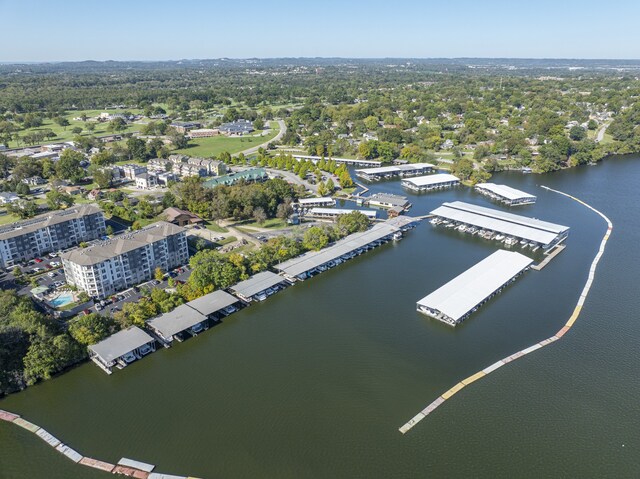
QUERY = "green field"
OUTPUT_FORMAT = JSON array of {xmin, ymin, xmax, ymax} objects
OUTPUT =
[
  {"xmin": 205, "ymin": 222, "xmax": 229, "ymax": 233},
  {"xmin": 7, "ymin": 108, "xmax": 147, "ymax": 148},
  {"xmin": 174, "ymin": 126, "xmax": 280, "ymax": 157}
]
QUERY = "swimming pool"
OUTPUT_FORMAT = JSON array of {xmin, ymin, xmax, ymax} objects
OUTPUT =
[{"xmin": 50, "ymin": 292, "xmax": 75, "ymax": 307}]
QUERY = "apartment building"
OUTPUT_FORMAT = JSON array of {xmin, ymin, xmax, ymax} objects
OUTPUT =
[
  {"xmin": 0, "ymin": 204, "xmax": 106, "ymax": 268},
  {"xmin": 61, "ymin": 221, "xmax": 188, "ymax": 299}
]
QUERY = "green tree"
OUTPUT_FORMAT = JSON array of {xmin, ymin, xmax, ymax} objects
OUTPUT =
[
  {"xmin": 55, "ymin": 149, "xmax": 85, "ymax": 182},
  {"xmin": 46, "ymin": 190, "xmax": 75, "ymax": 210},
  {"xmin": 303, "ymin": 226, "xmax": 329, "ymax": 251},
  {"xmin": 54, "ymin": 117, "xmax": 70, "ymax": 130},
  {"xmin": 336, "ymin": 211, "xmax": 370, "ymax": 234},
  {"xmin": 154, "ymin": 267, "xmax": 165, "ymax": 282},
  {"xmin": 68, "ymin": 314, "xmax": 116, "ymax": 346},
  {"xmin": 108, "ymin": 117, "xmax": 127, "ymax": 133}
]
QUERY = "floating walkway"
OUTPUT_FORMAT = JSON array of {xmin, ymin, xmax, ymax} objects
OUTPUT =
[
  {"xmin": 0, "ymin": 409, "xmax": 202, "ymax": 478},
  {"xmin": 531, "ymin": 244, "xmax": 566, "ymax": 271},
  {"xmin": 399, "ymin": 186, "xmax": 612, "ymax": 434}
]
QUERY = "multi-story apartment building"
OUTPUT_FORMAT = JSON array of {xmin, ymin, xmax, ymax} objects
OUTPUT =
[
  {"xmin": 0, "ymin": 204, "xmax": 106, "ymax": 268},
  {"xmin": 61, "ymin": 221, "xmax": 188, "ymax": 299}
]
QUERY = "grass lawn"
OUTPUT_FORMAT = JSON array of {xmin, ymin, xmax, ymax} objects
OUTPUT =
[
  {"xmin": 0, "ymin": 213, "xmax": 19, "ymax": 225},
  {"xmin": 174, "ymin": 126, "xmax": 280, "ymax": 157},
  {"xmin": 216, "ymin": 236, "xmax": 237, "ymax": 246},
  {"xmin": 235, "ymin": 218, "xmax": 287, "ymax": 230},
  {"xmin": 205, "ymin": 222, "xmax": 229, "ymax": 233},
  {"xmin": 8, "ymin": 108, "xmax": 145, "ymax": 148}
]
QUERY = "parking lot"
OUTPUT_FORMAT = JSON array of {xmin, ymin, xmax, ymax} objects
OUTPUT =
[{"xmin": 95, "ymin": 265, "xmax": 192, "ymax": 317}]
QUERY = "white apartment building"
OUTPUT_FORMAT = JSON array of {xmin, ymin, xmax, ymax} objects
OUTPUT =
[
  {"xmin": 61, "ymin": 221, "xmax": 189, "ymax": 299},
  {"xmin": 0, "ymin": 204, "xmax": 106, "ymax": 268}
]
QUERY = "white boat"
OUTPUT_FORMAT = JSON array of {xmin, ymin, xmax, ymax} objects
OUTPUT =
[
  {"xmin": 495, "ymin": 234, "xmax": 505, "ymax": 241},
  {"xmin": 255, "ymin": 292, "xmax": 268, "ymax": 301},
  {"xmin": 429, "ymin": 218, "xmax": 440, "ymax": 225},
  {"xmin": 504, "ymin": 237, "xmax": 517, "ymax": 246},
  {"xmin": 519, "ymin": 239, "xmax": 528, "ymax": 245}
]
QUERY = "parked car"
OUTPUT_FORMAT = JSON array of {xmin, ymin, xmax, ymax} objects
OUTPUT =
[
  {"xmin": 34, "ymin": 258, "xmax": 43, "ymax": 263},
  {"xmin": 48, "ymin": 252, "xmax": 58, "ymax": 258},
  {"xmin": 47, "ymin": 272, "xmax": 57, "ymax": 278}
]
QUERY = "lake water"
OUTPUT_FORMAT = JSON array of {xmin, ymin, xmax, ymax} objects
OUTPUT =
[{"xmin": 1, "ymin": 156, "xmax": 640, "ymax": 478}]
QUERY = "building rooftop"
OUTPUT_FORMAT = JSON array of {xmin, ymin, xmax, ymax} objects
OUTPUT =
[
  {"xmin": 203, "ymin": 168, "xmax": 267, "ymax": 188},
  {"xmin": 229, "ymin": 271, "xmax": 286, "ymax": 299},
  {"xmin": 402, "ymin": 173, "xmax": 460, "ymax": 186},
  {"xmin": 417, "ymin": 250, "xmax": 533, "ymax": 323},
  {"xmin": 0, "ymin": 204, "xmax": 102, "ymax": 241},
  {"xmin": 186, "ymin": 290, "xmax": 239, "ymax": 316},
  {"xmin": 147, "ymin": 304, "xmax": 207, "ymax": 339},
  {"xmin": 89, "ymin": 326, "xmax": 154, "ymax": 363},
  {"xmin": 475, "ymin": 183, "xmax": 536, "ymax": 201},
  {"xmin": 61, "ymin": 221, "xmax": 185, "ymax": 266}
]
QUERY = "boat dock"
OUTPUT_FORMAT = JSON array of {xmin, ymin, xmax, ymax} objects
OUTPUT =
[
  {"xmin": 401, "ymin": 173, "xmax": 460, "ymax": 192},
  {"xmin": 416, "ymin": 250, "xmax": 534, "ymax": 326},
  {"xmin": 355, "ymin": 163, "xmax": 434, "ymax": 182},
  {"xmin": 0, "ymin": 409, "xmax": 201, "ymax": 478},
  {"xmin": 291, "ymin": 154, "xmax": 382, "ymax": 167},
  {"xmin": 429, "ymin": 200, "xmax": 570, "ymax": 250},
  {"xmin": 531, "ymin": 244, "xmax": 566, "ymax": 270},
  {"xmin": 474, "ymin": 183, "xmax": 537, "ymax": 206},
  {"xmin": 399, "ymin": 186, "xmax": 612, "ymax": 434}
]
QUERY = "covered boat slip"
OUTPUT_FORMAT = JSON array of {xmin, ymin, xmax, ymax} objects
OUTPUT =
[
  {"xmin": 474, "ymin": 182, "xmax": 537, "ymax": 206},
  {"xmin": 295, "ymin": 197, "xmax": 336, "ymax": 209},
  {"xmin": 229, "ymin": 271, "xmax": 288, "ymax": 302},
  {"xmin": 401, "ymin": 173, "xmax": 460, "ymax": 192},
  {"xmin": 88, "ymin": 326, "xmax": 156, "ymax": 373},
  {"xmin": 147, "ymin": 304, "xmax": 208, "ymax": 344},
  {"xmin": 430, "ymin": 201, "xmax": 569, "ymax": 248},
  {"xmin": 416, "ymin": 250, "xmax": 533, "ymax": 326},
  {"xmin": 355, "ymin": 162, "xmax": 434, "ymax": 181},
  {"xmin": 305, "ymin": 207, "xmax": 378, "ymax": 219},
  {"xmin": 185, "ymin": 289, "xmax": 239, "ymax": 317},
  {"xmin": 274, "ymin": 222, "xmax": 399, "ymax": 281}
]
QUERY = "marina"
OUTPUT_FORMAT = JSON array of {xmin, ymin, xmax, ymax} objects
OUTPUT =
[
  {"xmin": 416, "ymin": 250, "xmax": 534, "ymax": 326},
  {"xmin": 290, "ymin": 154, "xmax": 382, "ymax": 167},
  {"xmin": 401, "ymin": 186, "xmax": 613, "ymax": 434},
  {"xmin": 354, "ymin": 163, "xmax": 434, "ymax": 182},
  {"xmin": 474, "ymin": 182, "xmax": 537, "ymax": 206},
  {"xmin": 429, "ymin": 200, "xmax": 569, "ymax": 249},
  {"xmin": 401, "ymin": 173, "xmax": 460, "ymax": 192}
]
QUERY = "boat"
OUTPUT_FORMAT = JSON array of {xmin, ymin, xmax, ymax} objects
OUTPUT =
[
  {"xmin": 392, "ymin": 231, "xmax": 403, "ymax": 241},
  {"xmin": 223, "ymin": 305, "xmax": 237, "ymax": 315},
  {"xmin": 139, "ymin": 344, "xmax": 154, "ymax": 355},
  {"xmin": 255, "ymin": 292, "xmax": 268, "ymax": 302},
  {"xmin": 504, "ymin": 237, "xmax": 517, "ymax": 246},
  {"xmin": 495, "ymin": 234, "xmax": 505, "ymax": 241},
  {"xmin": 519, "ymin": 239, "xmax": 528, "ymax": 245},
  {"xmin": 429, "ymin": 218, "xmax": 440, "ymax": 225}
]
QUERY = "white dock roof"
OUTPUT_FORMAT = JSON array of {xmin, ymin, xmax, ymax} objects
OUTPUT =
[
  {"xmin": 442, "ymin": 201, "xmax": 567, "ymax": 234},
  {"xmin": 307, "ymin": 208, "xmax": 377, "ymax": 218},
  {"xmin": 355, "ymin": 162, "xmax": 434, "ymax": 175},
  {"xmin": 89, "ymin": 326, "xmax": 154, "ymax": 363},
  {"xmin": 417, "ymin": 250, "xmax": 533, "ymax": 323},
  {"xmin": 275, "ymin": 222, "xmax": 398, "ymax": 278},
  {"xmin": 147, "ymin": 304, "xmax": 207, "ymax": 338},
  {"xmin": 298, "ymin": 197, "xmax": 335, "ymax": 205},
  {"xmin": 230, "ymin": 271, "xmax": 285, "ymax": 298},
  {"xmin": 403, "ymin": 173, "xmax": 460, "ymax": 186},
  {"xmin": 186, "ymin": 290, "xmax": 238, "ymax": 316},
  {"xmin": 475, "ymin": 183, "xmax": 536, "ymax": 201}
]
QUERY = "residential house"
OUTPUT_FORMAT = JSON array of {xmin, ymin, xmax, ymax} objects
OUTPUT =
[{"xmin": 162, "ymin": 207, "xmax": 204, "ymax": 227}]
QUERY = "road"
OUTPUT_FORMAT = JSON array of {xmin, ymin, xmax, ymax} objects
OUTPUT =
[
  {"xmin": 236, "ymin": 120, "xmax": 286, "ymax": 157},
  {"xmin": 595, "ymin": 122, "xmax": 610, "ymax": 143}
]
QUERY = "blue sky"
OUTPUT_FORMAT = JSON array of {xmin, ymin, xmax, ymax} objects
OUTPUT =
[{"xmin": 2, "ymin": 0, "xmax": 639, "ymax": 61}]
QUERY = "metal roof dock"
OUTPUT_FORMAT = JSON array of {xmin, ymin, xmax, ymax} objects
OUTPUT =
[
  {"xmin": 430, "ymin": 201, "xmax": 569, "ymax": 249},
  {"xmin": 88, "ymin": 326, "xmax": 156, "ymax": 373},
  {"xmin": 274, "ymin": 221, "xmax": 401, "ymax": 281},
  {"xmin": 475, "ymin": 183, "xmax": 537, "ymax": 206},
  {"xmin": 402, "ymin": 173, "xmax": 460, "ymax": 192},
  {"xmin": 229, "ymin": 271, "xmax": 288, "ymax": 302},
  {"xmin": 147, "ymin": 304, "xmax": 208, "ymax": 344},
  {"xmin": 185, "ymin": 290, "xmax": 239, "ymax": 317},
  {"xmin": 355, "ymin": 163, "xmax": 434, "ymax": 181},
  {"xmin": 305, "ymin": 208, "xmax": 378, "ymax": 219},
  {"xmin": 417, "ymin": 250, "xmax": 533, "ymax": 326}
]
